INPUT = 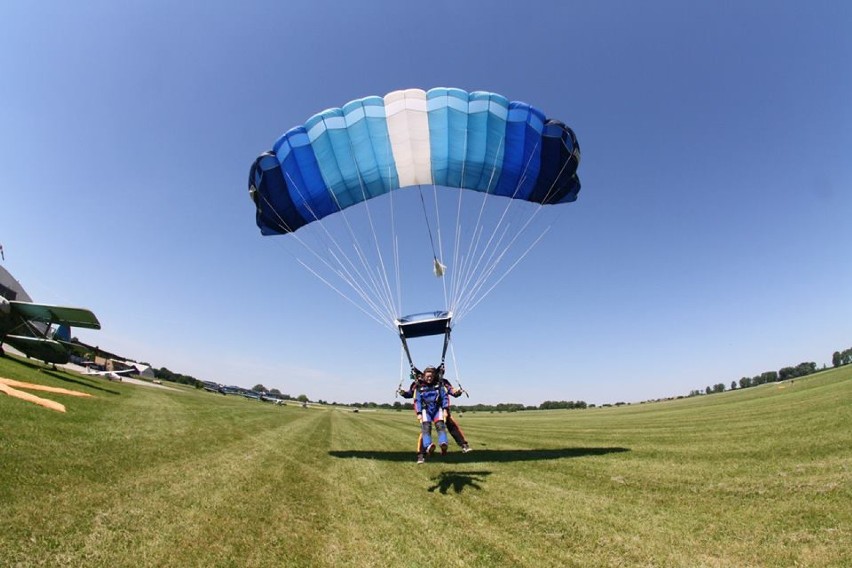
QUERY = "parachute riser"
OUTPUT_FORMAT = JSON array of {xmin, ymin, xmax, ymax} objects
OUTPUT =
[{"xmin": 395, "ymin": 310, "xmax": 454, "ymax": 391}]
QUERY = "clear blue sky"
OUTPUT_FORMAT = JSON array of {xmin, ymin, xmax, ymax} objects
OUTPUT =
[{"xmin": 2, "ymin": 1, "xmax": 850, "ymax": 405}]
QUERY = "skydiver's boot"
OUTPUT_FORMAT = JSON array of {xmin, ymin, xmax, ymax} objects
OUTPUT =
[
  {"xmin": 416, "ymin": 453, "xmax": 425, "ymax": 464},
  {"xmin": 462, "ymin": 443, "xmax": 472, "ymax": 453},
  {"xmin": 436, "ymin": 420, "xmax": 449, "ymax": 455}
]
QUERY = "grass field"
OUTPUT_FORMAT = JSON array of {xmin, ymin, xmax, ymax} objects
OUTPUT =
[{"xmin": 1, "ymin": 356, "xmax": 850, "ymax": 567}]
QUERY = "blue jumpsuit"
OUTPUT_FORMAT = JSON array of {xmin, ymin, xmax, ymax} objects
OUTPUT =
[{"xmin": 415, "ymin": 381, "xmax": 449, "ymax": 451}]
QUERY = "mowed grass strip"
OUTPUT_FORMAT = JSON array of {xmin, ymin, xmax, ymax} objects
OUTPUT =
[{"xmin": 1, "ymin": 356, "xmax": 849, "ymax": 567}]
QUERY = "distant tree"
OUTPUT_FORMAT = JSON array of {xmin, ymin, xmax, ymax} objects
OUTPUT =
[
  {"xmin": 296, "ymin": 394, "xmax": 309, "ymax": 403},
  {"xmin": 739, "ymin": 377, "xmax": 752, "ymax": 389},
  {"xmin": 252, "ymin": 384, "xmax": 267, "ymax": 393},
  {"xmin": 705, "ymin": 386, "xmax": 712, "ymax": 395},
  {"xmin": 779, "ymin": 362, "xmax": 816, "ymax": 381},
  {"xmin": 269, "ymin": 388, "xmax": 282, "ymax": 395},
  {"xmin": 154, "ymin": 367, "xmax": 201, "ymax": 388},
  {"xmin": 833, "ymin": 348, "xmax": 852, "ymax": 367},
  {"xmin": 730, "ymin": 381, "xmax": 737, "ymax": 390},
  {"xmin": 713, "ymin": 383, "xmax": 725, "ymax": 393},
  {"xmin": 760, "ymin": 371, "xmax": 779, "ymax": 384}
]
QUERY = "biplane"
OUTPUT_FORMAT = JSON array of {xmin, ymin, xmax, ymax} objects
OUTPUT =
[{"xmin": 0, "ymin": 296, "xmax": 101, "ymax": 364}]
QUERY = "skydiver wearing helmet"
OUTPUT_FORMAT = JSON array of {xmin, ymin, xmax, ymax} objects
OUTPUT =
[{"xmin": 399, "ymin": 365, "xmax": 471, "ymax": 459}]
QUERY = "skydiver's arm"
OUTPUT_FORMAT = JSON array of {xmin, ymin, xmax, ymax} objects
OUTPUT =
[
  {"xmin": 440, "ymin": 378, "xmax": 464, "ymax": 397},
  {"xmin": 398, "ymin": 381, "xmax": 416, "ymax": 399}
]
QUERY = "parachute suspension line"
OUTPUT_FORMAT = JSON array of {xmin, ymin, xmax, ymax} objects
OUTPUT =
[
  {"xmin": 390, "ymin": 196, "xmax": 403, "ymax": 320},
  {"xmin": 296, "ymin": 259, "xmax": 396, "ymax": 331},
  {"xmin": 454, "ymin": 140, "xmax": 503, "ymax": 316},
  {"xmin": 384, "ymin": 142, "xmax": 403, "ymax": 319},
  {"xmin": 456, "ymin": 134, "xmax": 579, "ymax": 321},
  {"xmin": 297, "ymin": 171, "xmax": 398, "ymax": 327},
  {"xmin": 396, "ymin": 343, "xmax": 406, "ymax": 397},
  {"xmin": 452, "ymin": 140, "xmax": 541, "ymax": 321},
  {"xmin": 448, "ymin": 124, "xmax": 474, "ymax": 315},
  {"xmin": 460, "ymin": 140, "xmax": 580, "ymax": 315},
  {"xmin": 449, "ymin": 135, "xmax": 505, "ymax": 317},
  {"xmin": 431, "ymin": 184, "xmax": 450, "ymax": 309},
  {"xmin": 282, "ymin": 173, "xmax": 397, "ymax": 326},
  {"xmin": 448, "ymin": 339, "xmax": 468, "ymax": 397},
  {"xmin": 324, "ymin": 191, "xmax": 398, "ymax": 326},
  {"xmin": 252, "ymin": 191, "xmax": 394, "ymax": 332},
  {"xmin": 457, "ymin": 225, "xmax": 550, "ymax": 321},
  {"xmin": 449, "ymin": 121, "xmax": 471, "ymax": 307},
  {"xmin": 454, "ymin": 224, "xmax": 515, "ymax": 320},
  {"xmin": 425, "ymin": 159, "xmax": 450, "ymax": 310},
  {"xmin": 454, "ymin": 137, "xmax": 580, "ymax": 321},
  {"xmin": 345, "ymin": 133, "xmax": 402, "ymax": 321},
  {"xmin": 449, "ymin": 181, "xmax": 466, "ymax": 315},
  {"xmin": 288, "ymin": 198, "xmax": 394, "ymax": 327},
  {"xmin": 416, "ymin": 184, "xmax": 442, "ymax": 276},
  {"xmin": 323, "ymin": 246, "xmax": 395, "ymax": 323}
]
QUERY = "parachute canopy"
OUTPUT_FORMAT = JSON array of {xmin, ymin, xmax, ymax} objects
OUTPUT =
[
  {"xmin": 249, "ymin": 88, "xmax": 581, "ymax": 235},
  {"xmin": 247, "ymin": 87, "xmax": 583, "ymax": 349}
]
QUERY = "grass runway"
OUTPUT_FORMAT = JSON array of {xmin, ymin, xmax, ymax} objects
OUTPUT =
[{"xmin": 1, "ymin": 356, "xmax": 849, "ymax": 567}]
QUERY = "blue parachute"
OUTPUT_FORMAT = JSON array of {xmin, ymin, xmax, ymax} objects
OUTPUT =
[
  {"xmin": 249, "ymin": 88, "xmax": 580, "ymax": 235},
  {"xmin": 247, "ymin": 88, "xmax": 583, "ymax": 376}
]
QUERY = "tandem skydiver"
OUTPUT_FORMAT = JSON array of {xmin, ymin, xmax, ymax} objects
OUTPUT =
[{"xmin": 399, "ymin": 365, "xmax": 471, "ymax": 461}]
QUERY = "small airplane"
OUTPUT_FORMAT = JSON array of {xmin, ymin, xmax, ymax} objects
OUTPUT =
[
  {"xmin": 85, "ymin": 368, "xmax": 135, "ymax": 382},
  {"xmin": 0, "ymin": 295, "xmax": 101, "ymax": 365},
  {"xmin": 202, "ymin": 381, "xmax": 226, "ymax": 394}
]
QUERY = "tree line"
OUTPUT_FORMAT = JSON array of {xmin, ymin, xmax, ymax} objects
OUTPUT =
[
  {"xmin": 154, "ymin": 367, "xmax": 202, "ymax": 388},
  {"xmin": 158, "ymin": 343, "xmax": 852, "ymax": 408},
  {"xmin": 686, "ymin": 347, "xmax": 848, "ymax": 398}
]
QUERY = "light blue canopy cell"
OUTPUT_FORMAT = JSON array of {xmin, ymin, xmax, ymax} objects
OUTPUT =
[{"xmin": 249, "ymin": 88, "xmax": 581, "ymax": 235}]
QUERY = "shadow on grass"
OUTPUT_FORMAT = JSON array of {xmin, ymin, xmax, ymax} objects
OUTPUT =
[
  {"xmin": 1, "ymin": 355, "xmax": 49, "ymax": 373},
  {"xmin": 2, "ymin": 355, "xmax": 120, "ymax": 395},
  {"xmin": 428, "ymin": 470, "xmax": 492, "ymax": 494},
  {"xmin": 42, "ymin": 370, "xmax": 121, "ymax": 395},
  {"xmin": 329, "ymin": 447, "xmax": 630, "ymax": 463}
]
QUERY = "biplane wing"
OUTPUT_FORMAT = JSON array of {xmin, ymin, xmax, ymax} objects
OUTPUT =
[
  {"xmin": 2, "ymin": 334, "xmax": 70, "ymax": 364},
  {"xmin": 0, "ymin": 297, "xmax": 101, "ymax": 364},
  {"xmin": 6, "ymin": 301, "xmax": 100, "ymax": 329}
]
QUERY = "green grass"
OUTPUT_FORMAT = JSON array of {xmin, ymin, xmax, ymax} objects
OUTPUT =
[{"xmin": 1, "ymin": 356, "xmax": 850, "ymax": 567}]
